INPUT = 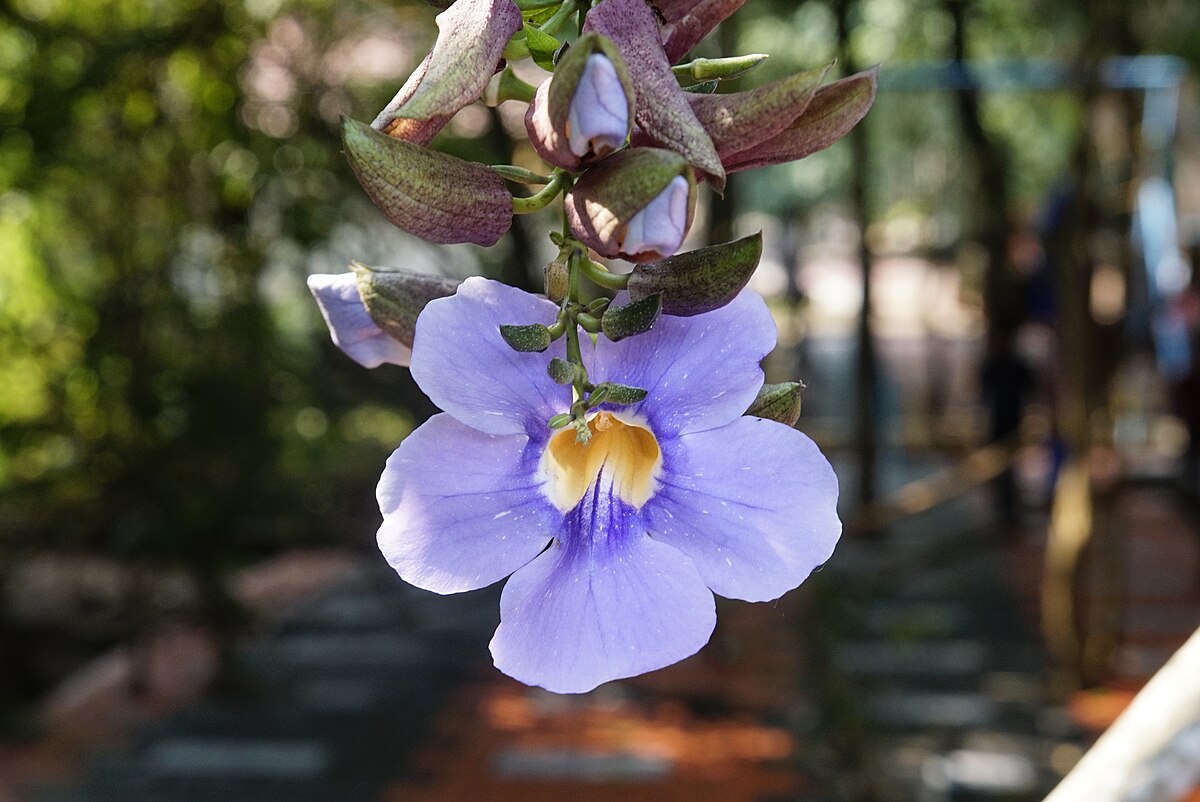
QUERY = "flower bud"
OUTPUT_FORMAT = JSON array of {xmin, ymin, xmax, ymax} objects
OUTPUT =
[
  {"xmin": 567, "ymin": 55, "xmax": 629, "ymax": 158},
  {"xmin": 525, "ymin": 33, "xmax": 634, "ymax": 171},
  {"xmin": 307, "ymin": 272, "xmax": 411, "ymax": 369},
  {"xmin": 565, "ymin": 147, "xmax": 696, "ymax": 262},
  {"xmin": 543, "ymin": 256, "xmax": 569, "ymax": 303}
]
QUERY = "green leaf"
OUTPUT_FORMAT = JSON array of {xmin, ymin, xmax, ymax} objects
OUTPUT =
[
  {"xmin": 628, "ymin": 232, "xmax": 762, "ymax": 316},
  {"xmin": 499, "ymin": 324, "xmax": 553, "ymax": 352},
  {"xmin": 547, "ymin": 357, "xmax": 576, "ymax": 385},
  {"xmin": 593, "ymin": 382, "xmax": 648, "ymax": 405},
  {"xmin": 524, "ymin": 23, "xmax": 560, "ymax": 71},
  {"xmin": 745, "ymin": 382, "xmax": 803, "ymax": 426},
  {"xmin": 601, "ymin": 293, "xmax": 661, "ymax": 342},
  {"xmin": 547, "ymin": 413, "xmax": 572, "ymax": 429}
]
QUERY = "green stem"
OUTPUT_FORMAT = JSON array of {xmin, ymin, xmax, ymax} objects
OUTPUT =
[
  {"xmin": 492, "ymin": 164, "xmax": 553, "ymax": 184},
  {"xmin": 541, "ymin": 0, "xmax": 580, "ymax": 36},
  {"xmin": 577, "ymin": 257, "xmax": 629, "ymax": 290},
  {"xmin": 512, "ymin": 171, "xmax": 564, "ymax": 214}
]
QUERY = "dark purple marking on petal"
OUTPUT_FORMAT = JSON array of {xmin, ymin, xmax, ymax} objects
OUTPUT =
[
  {"xmin": 410, "ymin": 277, "xmax": 571, "ymax": 437},
  {"xmin": 644, "ymin": 417, "xmax": 841, "ymax": 602},
  {"xmin": 721, "ymin": 66, "xmax": 878, "ymax": 174},
  {"xmin": 373, "ymin": 0, "xmax": 522, "ymax": 144},
  {"xmin": 490, "ymin": 473, "xmax": 715, "ymax": 693},
  {"xmin": 377, "ymin": 414, "xmax": 558, "ymax": 594},
  {"xmin": 585, "ymin": 0, "xmax": 725, "ymax": 191},
  {"xmin": 591, "ymin": 288, "xmax": 776, "ymax": 438}
]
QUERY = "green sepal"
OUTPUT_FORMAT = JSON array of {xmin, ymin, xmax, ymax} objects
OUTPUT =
[
  {"xmin": 592, "ymin": 382, "xmax": 648, "ymax": 405},
  {"xmin": 352, "ymin": 263, "xmax": 460, "ymax": 346},
  {"xmin": 745, "ymin": 382, "xmax": 804, "ymax": 426},
  {"xmin": 600, "ymin": 293, "xmax": 661, "ymax": 342},
  {"xmin": 628, "ymin": 233, "xmax": 762, "ymax": 317},
  {"xmin": 586, "ymin": 385, "xmax": 611, "ymax": 407},
  {"xmin": 524, "ymin": 23, "xmax": 560, "ymax": 71},
  {"xmin": 547, "ymin": 357, "xmax": 577, "ymax": 385},
  {"xmin": 547, "ymin": 413, "xmax": 572, "ymax": 429},
  {"xmin": 500, "ymin": 323, "xmax": 553, "ymax": 352}
]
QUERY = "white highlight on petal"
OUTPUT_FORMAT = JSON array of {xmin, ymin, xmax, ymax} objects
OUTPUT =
[
  {"xmin": 622, "ymin": 175, "xmax": 689, "ymax": 260},
  {"xmin": 306, "ymin": 272, "xmax": 410, "ymax": 368},
  {"xmin": 566, "ymin": 54, "xmax": 629, "ymax": 159}
]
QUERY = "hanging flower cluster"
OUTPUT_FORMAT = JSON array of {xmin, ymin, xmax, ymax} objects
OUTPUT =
[{"xmin": 309, "ymin": 0, "xmax": 876, "ymax": 693}]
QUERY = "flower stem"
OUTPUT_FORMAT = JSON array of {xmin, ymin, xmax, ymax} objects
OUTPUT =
[
  {"xmin": 541, "ymin": 0, "xmax": 580, "ymax": 37},
  {"xmin": 512, "ymin": 171, "xmax": 564, "ymax": 214},
  {"xmin": 577, "ymin": 256, "xmax": 629, "ymax": 291}
]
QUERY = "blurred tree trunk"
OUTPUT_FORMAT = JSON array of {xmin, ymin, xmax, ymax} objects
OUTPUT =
[{"xmin": 835, "ymin": 0, "xmax": 878, "ymax": 507}]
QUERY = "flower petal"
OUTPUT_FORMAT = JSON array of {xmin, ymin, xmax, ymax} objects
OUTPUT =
[
  {"xmin": 410, "ymin": 277, "xmax": 570, "ymax": 436},
  {"xmin": 656, "ymin": 0, "xmax": 748, "ymax": 64},
  {"xmin": 343, "ymin": 117, "xmax": 513, "ymax": 246},
  {"xmin": 585, "ymin": 0, "xmax": 726, "ymax": 191},
  {"xmin": 377, "ymin": 413, "xmax": 557, "ymax": 594},
  {"xmin": 645, "ymin": 417, "xmax": 841, "ymax": 602},
  {"xmin": 307, "ymin": 272, "xmax": 411, "ymax": 368},
  {"xmin": 372, "ymin": 0, "xmax": 522, "ymax": 145},
  {"xmin": 722, "ymin": 66, "xmax": 878, "ymax": 174},
  {"xmin": 490, "ymin": 482, "xmax": 715, "ymax": 693},
  {"xmin": 592, "ymin": 288, "xmax": 776, "ymax": 437}
]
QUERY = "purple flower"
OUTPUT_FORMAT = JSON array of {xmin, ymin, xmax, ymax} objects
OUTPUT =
[
  {"xmin": 377, "ymin": 278, "xmax": 841, "ymax": 693},
  {"xmin": 566, "ymin": 54, "xmax": 631, "ymax": 159},
  {"xmin": 307, "ymin": 273, "xmax": 411, "ymax": 368}
]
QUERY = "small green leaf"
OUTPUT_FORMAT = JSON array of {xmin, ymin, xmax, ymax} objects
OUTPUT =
[
  {"xmin": 628, "ymin": 233, "xmax": 762, "ymax": 317},
  {"xmin": 586, "ymin": 385, "xmax": 611, "ymax": 407},
  {"xmin": 524, "ymin": 23, "xmax": 560, "ymax": 71},
  {"xmin": 682, "ymin": 80, "xmax": 719, "ymax": 94},
  {"xmin": 594, "ymin": 382, "xmax": 648, "ymax": 405},
  {"xmin": 547, "ymin": 357, "xmax": 576, "ymax": 385},
  {"xmin": 548, "ymin": 413, "xmax": 572, "ymax": 429},
  {"xmin": 500, "ymin": 323, "xmax": 552, "ymax": 352},
  {"xmin": 745, "ymin": 382, "xmax": 803, "ymax": 426},
  {"xmin": 601, "ymin": 293, "xmax": 662, "ymax": 342}
]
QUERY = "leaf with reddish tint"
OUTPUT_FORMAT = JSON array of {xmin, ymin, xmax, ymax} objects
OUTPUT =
[
  {"xmin": 654, "ymin": 0, "xmax": 748, "ymax": 64},
  {"xmin": 372, "ymin": 0, "xmax": 522, "ymax": 145},
  {"xmin": 628, "ymin": 232, "xmax": 761, "ymax": 316},
  {"xmin": 722, "ymin": 66, "xmax": 879, "ymax": 174},
  {"xmin": 586, "ymin": 0, "xmax": 725, "ymax": 192},
  {"xmin": 353, "ymin": 263, "xmax": 460, "ymax": 346},
  {"xmin": 689, "ymin": 62, "xmax": 832, "ymax": 160},
  {"xmin": 565, "ymin": 148, "xmax": 694, "ymax": 262},
  {"xmin": 745, "ymin": 382, "xmax": 803, "ymax": 426},
  {"xmin": 343, "ymin": 117, "xmax": 512, "ymax": 246}
]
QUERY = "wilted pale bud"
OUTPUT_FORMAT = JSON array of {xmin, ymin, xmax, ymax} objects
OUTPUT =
[
  {"xmin": 307, "ymin": 273, "xmax": 412, "ymax": 369},
  {"xmin": 565, "ymin": 147, "xmax": 696, "ymax": 263},
  {"xmin": 525, "ymin": 33, "xmax": 635, "ymax": 171}
]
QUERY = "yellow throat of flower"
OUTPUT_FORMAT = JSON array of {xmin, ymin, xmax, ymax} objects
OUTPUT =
[{"xmin": 542, "ymin": 411, "xmax": 661, "ymax": 512}]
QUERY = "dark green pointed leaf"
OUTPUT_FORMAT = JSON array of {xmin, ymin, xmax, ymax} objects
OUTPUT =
[
  {"xmin": 596, "ymin": 383, "xmax": 649, "ymax": 405},
  {"xmin": 682, "ymin": 80, "xmax": 719, "ymax": 94},
  {"xmin": 500, "ymin": 323, "xmax": 552, "ymax": 352},
  {"xmin": 745, "ymin": 382, "xmax": 803, "ymax": 426},
  {"xmin": 352, "ymin": 263, "xmax": 460, "ymax": 346},
  {"xmin": 601, "ymin": 293, "xmax": 661, "ymax": 342},
  {"xmin": 547, "ymin": 357, "xmax": 577, "ymax": 385},
  {"xmin": 628, "ymin": 233, "xmax": 762, "ymax": 317}
]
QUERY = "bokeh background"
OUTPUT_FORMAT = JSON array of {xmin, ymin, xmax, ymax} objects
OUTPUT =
[{"xmin": 1, "ymin": 0, "xmax": 1199, "ymax": 799}]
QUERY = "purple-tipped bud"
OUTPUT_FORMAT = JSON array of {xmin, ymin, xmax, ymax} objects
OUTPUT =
[
  {"xmin": 525, "ymin": 33, "xmax": 635, "ymax": 171},
  {"xmin": 622, "ymin": 176, "xmax": 689, "ymax": 259},
  {"xmin": 567, "ymin": 55, "xmax": 630, "ymax": 158},
  {"xmin": 565, "ymin": 147, "xmax": 696, "ymax": 263},
  {"xmin": 307, "ymin": 273, "xmax": 411, "ymax": 369}
]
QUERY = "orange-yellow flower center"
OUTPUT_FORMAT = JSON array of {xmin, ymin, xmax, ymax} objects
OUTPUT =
[{"xmin": 541, "ymin": 411, "xmax": 661, "ymax": 512}]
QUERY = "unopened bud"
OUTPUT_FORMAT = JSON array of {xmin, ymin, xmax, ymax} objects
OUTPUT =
[
  {"xmin": 622, "ymin": 175, "xmax": 689, "ymax": 260},
  {"xmin": 544, "ymin": 257, "xmax": 569, "ymax": 303},
  {"xmin": 567, "ymin": 55, "xmax": 629, "ymax": 159},
  {"xmin": 307, "ymin": 272, "xmax": 411, "ymax": 369}
]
